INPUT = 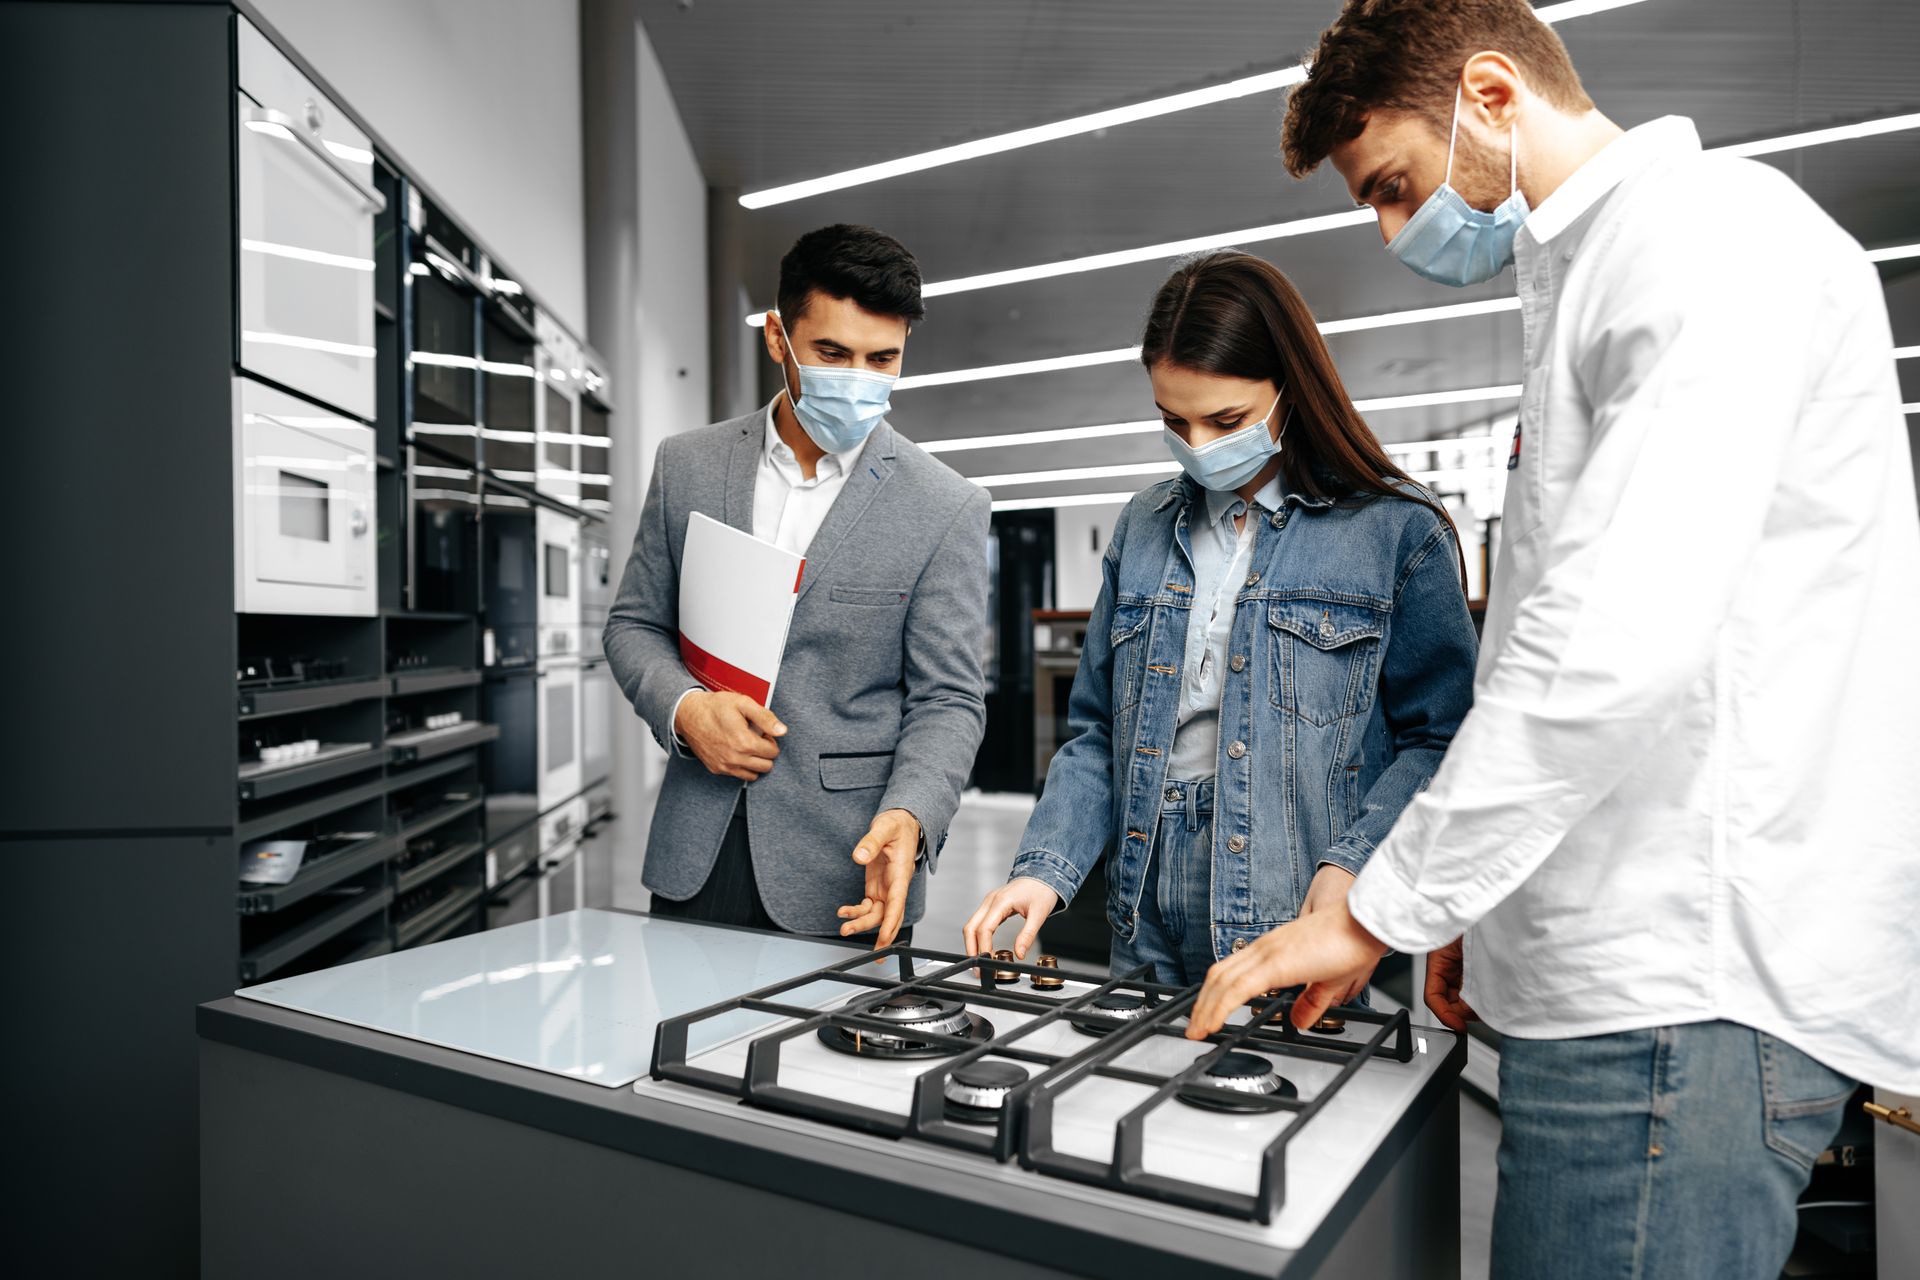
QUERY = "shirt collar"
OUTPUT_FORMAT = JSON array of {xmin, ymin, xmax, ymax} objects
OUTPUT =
[
  {"xmin": 1201, "ymin": 472, "xmax": 1287, "ymax": 528},
  {"xmin": 1520, "ymin": 116, "xmax": 1701, "ymax": 247},
  {"xmin": 762, "ymin": 395, "xmax": 853, "ymax": 478}
]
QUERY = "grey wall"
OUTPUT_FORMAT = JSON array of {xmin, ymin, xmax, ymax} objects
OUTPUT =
[
  {"xmin": 250, "ymin": 0, "xmax": 589, "ymax": 335},
  {"xmin": 584, "ymin": 1, "xmax": 710, "ymax": 896}
]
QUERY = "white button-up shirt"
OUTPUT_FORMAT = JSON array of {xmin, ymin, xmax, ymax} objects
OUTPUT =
[
  {"xmin": 1347, "ymin": 117, "xmax": 1920, "ymax": 1091},
  {"xmin": 1169, "ymin": 477, "xmax": 1283, "ymax": 780},
  {"xmin": 753, "ymin": 395, "xmax": 858, "ymax": 555}
]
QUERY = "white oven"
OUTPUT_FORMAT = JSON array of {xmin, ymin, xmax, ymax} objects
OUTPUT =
[
  {"xmin": 233, "ymin": 376, "xmax": 377, "ymax": 616},
  {"xmin": 537, "ymin": 507, "xmax": 582, "ymax": 661},
  {"xmin": 536, "ymin": 656, "xmax": 582, "ymax": 811},
  {"xmin": 235, "ymin": 18, "xmax": 381, "ymax": 421}
]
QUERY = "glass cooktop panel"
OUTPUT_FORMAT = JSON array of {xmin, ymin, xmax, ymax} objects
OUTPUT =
[{"xmin": 235, "ymin": 909, "xmax": 862, "ymax": 1087}]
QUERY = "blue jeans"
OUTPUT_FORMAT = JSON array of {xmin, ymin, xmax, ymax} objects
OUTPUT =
[
  {"xmin": 1108, "ymin": 779, "xmax": 1217, "ymax": 987},
  {"xmin": 1493, "ymin": 1021, "xmax": 1855, "ymax": 1280}
]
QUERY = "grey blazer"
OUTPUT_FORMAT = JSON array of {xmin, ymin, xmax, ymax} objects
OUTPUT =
[{"xmin": 604, "ymin": 408, "xmax": 991, "ymax": 934}]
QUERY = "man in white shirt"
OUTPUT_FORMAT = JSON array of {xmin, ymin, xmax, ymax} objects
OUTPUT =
[
  {"xmin": 606, "ymin": 225, "xmax": 990, "ymax": 949},
  {"xmin": 1185, "ymin": 2, "xmax": 1920, "ymax": 1275}
]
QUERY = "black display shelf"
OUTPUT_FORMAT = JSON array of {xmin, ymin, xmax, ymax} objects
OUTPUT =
[
  {"xmin": 237, "ymin": 775, "xmax": 391, "ymax": 843},
  {"xmin": 389, "ymin": 668, "xmax": 481, "ymax": 697},
  {"xmin": 384, "ymin": 754, "xmax": 476, "ymax": 797},
  {"xmin": 394, "ymin": 839, "xmax": 484, "ymax": 896},
  {"xmin": 394, "ymin": 794, "xmax": 483, "ymax": 845},
  {"xmin": 238, "ymin": 676, "xmax": 388, "ymax": 720},
  {"xmin": 381, "ymin": 608, "xmax": 473, "ymax": 623},
  {"xmin": 337, "ymin": 935, "xmax": 394, "ymax": 966},
  {"xmin": 236, "ymin": 832, "xmax": 400, "ymax": 915},
  {"xmin": 373, "ymin": 298, "xmax": 396, "ymax": 323},
  {"xmin": 239, "ymin": 885, "xmax": 392, "ymax": 983},
  {"xmin": 394, "ymin": 884, "xmax": 482, "ymax": 949},
  {"xmin": 386, "ymin": 721, "xmax": 499, "ymax": 764},
  {"xmin": 237, "ymin": 744, "xmax": 388, "ymax": 801},
  {"xmin": 409, "ymin": 902, "xmax": 479, "ymax": 950}
]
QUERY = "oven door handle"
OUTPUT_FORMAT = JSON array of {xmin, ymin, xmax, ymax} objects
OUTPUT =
[{"xmin": 243, "ymin": 106, "xmax": 387, "ymax": 214}]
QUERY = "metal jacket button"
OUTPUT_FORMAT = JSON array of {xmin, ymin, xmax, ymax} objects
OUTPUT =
[
  {"xmin": 1229, "ymin": 654, "xmax": 1246, "ymax": 672},
  {"xmin": 1164, "ymin": 786, "xmax": 1181, "ymax": 803},
  {"xmin": 1319, "ymin": 617, "xmax": 1336, "ymax": 641},
  {"xmin": 1227, "ymin": 741, "xmax": 1246, "ymax": 759},
  {"xmin": 1231, "ymin": 938, "xmax": 1247, "ymax": 952},
  {"xmin": 1226, "ymin": 834, "xmax": 1246, "ymax": 853},
  {"xmin": 1245, "ymin": 571, "xmax": 1260, "ymax": 586},
  {"xmin": 1269, "ymin": 512, "xmax": 1285, "ymax": 529}
]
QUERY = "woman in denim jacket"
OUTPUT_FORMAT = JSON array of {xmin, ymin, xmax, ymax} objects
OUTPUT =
[{"xmin": 964, "ymin": 252, "xmax": 1479, "ymax": 989}]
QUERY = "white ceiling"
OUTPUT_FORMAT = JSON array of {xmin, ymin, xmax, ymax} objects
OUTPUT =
[{"xmin": 639, "ymin": 0, "xmax": 1920, "ymax": 501}]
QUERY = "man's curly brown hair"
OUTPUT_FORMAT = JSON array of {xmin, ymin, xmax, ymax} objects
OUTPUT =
[{"xmin": 1281, "ymin": 0, "xmax": 1594, "ymax": 178}]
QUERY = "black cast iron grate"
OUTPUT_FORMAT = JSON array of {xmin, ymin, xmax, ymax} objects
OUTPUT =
[{"xmin": 648, "ymin": 944, "xmax": 1414, "ymax": 1223}]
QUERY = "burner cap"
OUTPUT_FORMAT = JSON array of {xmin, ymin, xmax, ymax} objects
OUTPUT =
[
  {"xmin": 1070, "ymin": 992, "xmax": 1153, "ymax": 1037},
  {"xmin": 1177, "ymin": 1052, "xmax": 1298, "ymax": 1112},
  {"xmin": 944, "ymin": 1061, "xmax": 1029, "ymax": 1125},
  {"xmin": 1205, "ymin": 1051, "xmax": 1276, "ymax": 1082},
  {"xmin": 818, "ymin": 993, "xmax": 993, "ymax": 1060},
  {"xmin": 1307, "ymin": 1015, "xmax": 1347, "ymax": 1036}
]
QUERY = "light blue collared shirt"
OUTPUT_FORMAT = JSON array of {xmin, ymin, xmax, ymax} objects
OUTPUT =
[{"xmin": 1167, "ymin": 475, "xmax": 1285, "ymax": 781}]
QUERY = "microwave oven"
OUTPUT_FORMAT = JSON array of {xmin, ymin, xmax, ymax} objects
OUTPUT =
[
  {"xmin": 233, "ymin": 375, "xmax": 377, "ymax": 616},
  {"xmin": 537, "ymin": 507, "xmax": 581, "ymax": 660}
]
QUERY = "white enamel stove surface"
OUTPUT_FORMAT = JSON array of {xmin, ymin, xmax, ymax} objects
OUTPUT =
[{"xmin": 633, "ymin": 968, "xmax": 1456, "ymax": 1250}]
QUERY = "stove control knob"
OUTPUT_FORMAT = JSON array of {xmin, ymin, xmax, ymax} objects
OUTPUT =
[
  {"xmin": 989, "ymin": 949, "xmax": 1021, "ymax": 984},
  {"xmin": 1030, "ymin": 954, "xmax": 1066, "ymax": 991}
]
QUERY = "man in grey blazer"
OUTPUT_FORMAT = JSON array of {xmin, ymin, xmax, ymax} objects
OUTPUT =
[{"xmin": 604, "ymin": 224, "xmax": 990, "ymax": 948}]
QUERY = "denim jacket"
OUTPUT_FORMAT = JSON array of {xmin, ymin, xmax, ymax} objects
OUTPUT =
[{"xmin": 1010, "ymin": 474, "xmax": 1478, "ymax": 960}]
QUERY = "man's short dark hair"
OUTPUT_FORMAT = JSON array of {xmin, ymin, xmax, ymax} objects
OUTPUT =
[
  {"xmin": 1282, "ymin": 0, "xmax": 1594, "ymax": 178},
  {"xmin": 776, "ymin": 224, "xmax": 926, "ymax": 327}
]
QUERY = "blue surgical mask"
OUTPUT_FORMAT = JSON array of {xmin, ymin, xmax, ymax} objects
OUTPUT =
[
  {"xmin": 1163, "ymin": 390, "xmax": 1289, "ymax": 492},
  {"xmin": 780, "ymin": 326, "xmax": 895, "ymax": 454},
  {"xmin": 1387, "ymin": 90, "xmax": 1530, "ymax": 287}
]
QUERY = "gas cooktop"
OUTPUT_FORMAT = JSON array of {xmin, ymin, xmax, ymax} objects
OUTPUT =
[{"xmin": 643, "ymin": 944, "xmax": 1445, "ymax": 1229}]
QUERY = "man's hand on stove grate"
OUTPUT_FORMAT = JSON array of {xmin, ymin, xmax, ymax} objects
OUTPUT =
[{"xmin": 1185, "ymin": 893, "xmax": 1389, "ymax": 1039}]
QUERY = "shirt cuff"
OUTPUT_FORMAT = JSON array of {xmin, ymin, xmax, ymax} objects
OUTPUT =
[
  {"xmin": 667, "ymin": 687, "xmax": 702, "ymax": 757},
  {"xmin": 1346, "ymin": 851, "xmax": 1456, "ymax": 955}
]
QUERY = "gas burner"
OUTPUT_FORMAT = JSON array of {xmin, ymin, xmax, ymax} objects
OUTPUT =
[
  {"xmin": 985, "ymin": 950, "xmax": 1021, "ymax": 983},
  {"xmin": 943, "ymin": 1060, "xmax": 1029, "ymax": 1126},
  {"xmin": 1307, "ymin": 1015, "xmax": 1347, "ymax": 1037},
  {"xmin": 1177, "ymin": 1051, "xmax": 1298, "ymax": 1113},
  {"xmin": 1069, "ymin": 992, "xmax": 1154, "ymax": 1037},
  {"xmin": 817, "ymin": 992, "xmax": 995, "ymax": 1059}
]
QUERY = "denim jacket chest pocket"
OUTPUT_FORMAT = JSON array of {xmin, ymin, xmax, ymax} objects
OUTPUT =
[
  {"xmin": 1267, "ymin": 597, "xmax": 1388, "ymax": 726},
  {"xmin": 1108, "ymin": 603, "xmax": 1152, "ymax": 725}
]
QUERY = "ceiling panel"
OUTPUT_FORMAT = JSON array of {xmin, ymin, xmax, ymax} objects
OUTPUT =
[{"xmin": 639, "ymin": 0, "xmax": 1920, "ymax": 507}]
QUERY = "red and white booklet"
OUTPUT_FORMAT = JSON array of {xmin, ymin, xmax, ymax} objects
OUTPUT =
[{"xmin": 677, "ymin": 511, "xmax": 805, "ymax": 705}]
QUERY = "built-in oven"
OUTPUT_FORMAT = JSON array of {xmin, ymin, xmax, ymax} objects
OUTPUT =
[
  {"xmin": 580, "ymin": 657, "xmax": 613, "ymax": 792},
  {"xmin": 233, "ymin": 375, "xmax": 377, "ymax": 616},
  {"xmin": 534, "ymin": 797, "xmax": 588, "ymax": 916},
  {"xmin": 536, "ymin": 656, "xmax": 582, "ymax": 812},
  {"xmin": 537, "ymin": 507, "xmax": 581, "ymax": 663},
  {"xmin": 578, "ymin": 358, "xmax": 612, "ymax": 517},
  {"xmin": 481, "ymin": 301, "xmax": 539, "ymax": 488},
  {"xmin": 235, "ymin": 18, "xmax": 380, "ymax": 422},
  {"xmin": 579, "ymin": 520, "xmax": 611, "ymax": 662},
  {"xmin": 537, "ymin": 315, "xmax": 580, "ymax": 501}
]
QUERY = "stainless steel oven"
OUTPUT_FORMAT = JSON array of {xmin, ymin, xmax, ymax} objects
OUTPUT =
[
  {"xmin": 233, "ymin": 375, "xmax": 377, "ymax": 616},
  {"xmin": 235, "ymin": 18, "xmax": 381, "ymax": 422},
  {"xmin": 537, "ymin": 315, "xmax": 580, "ymax": 501},
  {"xmin": 534, "ymin": 797, "xmax": 587, "ymax": 916}
]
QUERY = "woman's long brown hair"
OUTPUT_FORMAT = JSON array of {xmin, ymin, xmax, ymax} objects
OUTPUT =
[{"xmin": 1140, "ymin": 250, "xmax": 1467, "ymax": 587}]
